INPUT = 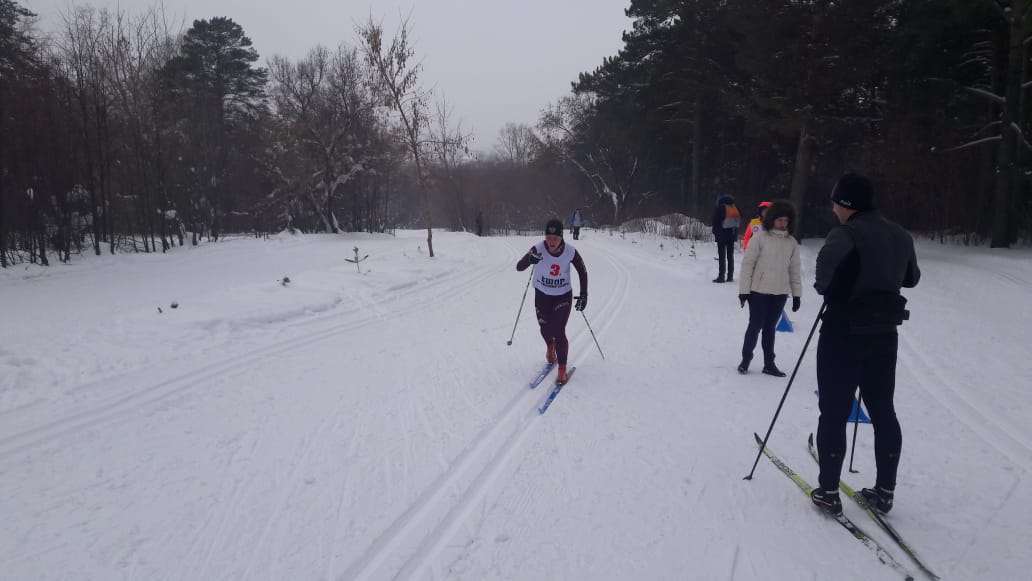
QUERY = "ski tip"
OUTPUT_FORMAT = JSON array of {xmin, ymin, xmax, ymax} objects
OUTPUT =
[{"xmin": 808, "ymin": 432, "xmax": 815, "ymax": 446}]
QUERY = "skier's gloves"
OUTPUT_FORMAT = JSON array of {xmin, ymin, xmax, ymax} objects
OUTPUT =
[
  {"xmin": 739, "ymin": 294, "xmax": 749, "ymax": 308},
  {"xmin": 525, "ymin": 251, "xmax": 542, "ymax": 264},
  {"xmin": 792, "ymin": 297, "xmax": 801, "ymax": 312},
  {"xmin": 575, "ymin": 293, "xmax": 588, "ymax": 311}
]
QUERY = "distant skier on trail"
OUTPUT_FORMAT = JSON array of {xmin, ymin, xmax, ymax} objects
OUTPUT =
[
  {"xmin": 810, "ymin": 173, "xmax": 921, "ymax": 517},
  {"xmin": 516, "ymin": 219, "xmax": 588, "ymax": 385},
  {"xmin": 569, "ymin": 208, "xmax": 585, "ymax": 240}
]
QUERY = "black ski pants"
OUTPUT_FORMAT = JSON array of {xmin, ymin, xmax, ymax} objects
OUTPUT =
[
  {"xmin": 816, "ymin": 331, "xmax": 902, "ymax": 492},
  {"xmin": 741, "ymin": 292, "xmax": 788, "ymax": 364},
  {"xmin": 535, "ymin": 290, "xmax": 573, "ymax": 364},
  {"xmin": 716, "ymin": 239, "xmax": 734, "ymax": 279}
]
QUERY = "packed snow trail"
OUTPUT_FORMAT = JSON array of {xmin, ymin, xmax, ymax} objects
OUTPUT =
[{"xmin": 1, "ymin": 230, "xmax": 1030, "ymax": 580}]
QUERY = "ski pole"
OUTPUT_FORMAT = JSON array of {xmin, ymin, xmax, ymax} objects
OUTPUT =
[
  {"xmin": 581, "ymin": 310, "xmax": 605, "ymax": 360},
  {"xmin": 506, "ymin": 269, "xmax": 534, "ymax": 346},
  {"xmin": 848, "ymin": 392, "xmax": 862, "ymax": 473},
  {"xmin": 744, "ymin": 302, "xmax": 826, "ymax": 480}
]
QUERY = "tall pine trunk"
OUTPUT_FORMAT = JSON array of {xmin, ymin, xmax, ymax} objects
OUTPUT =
[
  {"xmin": 991, "ymin": 2, "xmax": 1025, "ymax": 248},
  {"xmin": 789, "ymin": 118, "xmax": 815, "ymax": 237},
  {"xmin": 0, "ymin": 92, "xmax": 7, "ymax": 269},
  {"xmin": 691, "ymin": 93, "xmax": 704, "ymax": 219}
]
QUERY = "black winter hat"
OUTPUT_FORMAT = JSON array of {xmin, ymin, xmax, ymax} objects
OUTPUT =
[
  {"xmin": 831, "ymin": 173, "xmax": 873, "ymax": 211},
  {"xmin": 761, "ymin": 199, "xmax": 797, "ymax": 232},
  {"xmin": 545, "ymin": 219, "xmax": 564, "ymax": 237}
]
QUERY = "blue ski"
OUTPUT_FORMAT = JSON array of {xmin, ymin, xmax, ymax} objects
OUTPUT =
[
  {"xmin": 529, "ymin": 362, "xmax": 556, "ymax": 389},
  {"xmin": 538, "ymin": 367, "xmax": 576, "ymax": 414}
]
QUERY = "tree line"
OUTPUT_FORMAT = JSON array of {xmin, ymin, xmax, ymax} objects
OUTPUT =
[
  {"xmin": 2, "ymin": 0, "xmax": 1029, "ymax": 270},
  {"xmin": 561, "ymin": 0, "xmax": 1032, "ymax": 246},
  {"xmin": 0, "ymin": 2, "xmax": 566, "ymax": 268}
]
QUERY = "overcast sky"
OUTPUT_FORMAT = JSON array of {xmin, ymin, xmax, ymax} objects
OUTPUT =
[{"xmin": 24, "ymin": 0, "xmax": 631, "ymax": 152}]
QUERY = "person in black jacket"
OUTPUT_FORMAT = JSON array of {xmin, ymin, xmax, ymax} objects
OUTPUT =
[
  {"xmin": 711, "ymin": 194, "xmax": 740, "ymax": 283},
  {"xmin": 809, "ymin": 173, "xmax": 921, "ymax": 517}
]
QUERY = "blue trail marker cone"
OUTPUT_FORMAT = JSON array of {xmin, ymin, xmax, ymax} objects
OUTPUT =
[
  {"xmin": 776, "ymin": 310, "xmax": 794, "ymax": 332},
  {"xmin": 814, "ymin": 389, "xmax": 872, "ymax": 423}
]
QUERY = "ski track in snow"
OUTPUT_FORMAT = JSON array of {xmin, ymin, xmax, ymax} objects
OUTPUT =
[
  {"xmin": 343, "ymin": 239, "xmax": 633, "ymax": 581},
  {"xmin": 900, "ymin": 334, "xmax": 1032, "ymax": 473},
  {"xmin": 4, "ymin": 232, "xmax": 1030, "ymax": 581},
  {"xmin": 0, "ymin": 244, "xmax": 515, "ymax": 461},
  {"xmin": 895, "ymin": 247, "xmax": 1032, "ymax": 474}
]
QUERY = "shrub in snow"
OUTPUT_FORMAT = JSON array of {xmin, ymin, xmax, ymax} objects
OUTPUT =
[{"xmin": 345, "ymin": 247, "xmax": 369, "ymax": 273}]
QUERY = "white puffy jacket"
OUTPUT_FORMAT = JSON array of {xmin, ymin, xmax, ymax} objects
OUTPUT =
[{"xmin": 739, "ymin": 229, "xmax": 801, "ymax": 297}]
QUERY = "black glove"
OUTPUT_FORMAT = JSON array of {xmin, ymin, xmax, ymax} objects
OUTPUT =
[
  {"xmin": 575, "ymin": 293, "xmax": 588, "ymax": 311},
  {"xmin": 525, "ymin": 251, "xmax": 541, "ymax": 264},
  {"xmin": 792, "ymin": 297, "xmax": 801, "ymax": 312},
  {"xmin": 739, "ymin": 294, "xmax": 749, "ymax": 308}
]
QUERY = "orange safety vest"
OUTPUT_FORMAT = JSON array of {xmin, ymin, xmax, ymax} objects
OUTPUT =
[{"xmin": 743, "ymin": 217, "xmax": 763, "ymax": 250}]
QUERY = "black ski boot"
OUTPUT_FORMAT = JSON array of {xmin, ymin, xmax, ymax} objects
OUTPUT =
[
  {"xmin": 859, "ymin": 486, "xmax": 895, "ymax": 514},
  {"xmin": 737, "ymin": 358, "xmax": 751, "ymax": 374},
  {"xmin": 762, "ymin": 362, "xmax": 786, "ymax": 377},
  {"xmin": 810, "ymin": 488, "xmax": 842, "ymax": 515},
  {"xmin": 712, "ymin": 276, "xmax": 725, "ymax": 283}
]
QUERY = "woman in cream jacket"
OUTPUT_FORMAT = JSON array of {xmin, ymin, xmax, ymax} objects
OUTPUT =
[{"xmin": 737, "ymin": 200, "xmax": 802, "ymax": 376}]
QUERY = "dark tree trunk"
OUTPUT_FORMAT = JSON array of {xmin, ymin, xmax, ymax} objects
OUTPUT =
[
  {"xmin": 691, "ymin": 93, "xmax": 704, "ymax": 219},
  {"xmin": 991, "ymin": 2, "xmax": 1025, "ymax": 248},
  {"xmin": 789, "ymin": 119, "xmax": 815, "ymax": 236}
]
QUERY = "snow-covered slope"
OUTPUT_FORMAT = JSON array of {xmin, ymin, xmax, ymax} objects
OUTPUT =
[{"xmin": 2, "ymin": 229, "xmax": 1029, "ymax": 580}]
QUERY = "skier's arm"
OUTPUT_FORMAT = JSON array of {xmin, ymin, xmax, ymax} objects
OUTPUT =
[
  {"xmin": 710, "ymin": 206, "xmax": 724, "ymax": 235},
  {"xmin": 789, "ymin": 241, "xmax": 802, "ymax": 298},
  {"xmin": 814, "ymin": 226, "xmax": 855, "ymax": 295},
  {"xmin": 572, "ymin": 251, "xmax": 588, "ymax": 296},
  {"xmin": 516, "ymin": 246, "xmax": 541, "ymax": 271},
  {"xmin": 902, "ymin": 239, "xmax": 920, "ymax": 288},
  {"xmin": 738, "ymin": 233, "xmax": 760, "ymax": 294}
]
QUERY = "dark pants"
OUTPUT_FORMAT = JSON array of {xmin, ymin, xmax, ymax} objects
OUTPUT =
[
  {"xmin": 717, "ymin": 239, "xmax": 734, "ymax": 279},
  {"xmin": 816, "ymin": 331, "xmax": 902, "ymax": 491},
  {"xmin": 741, "ymin": 292, "xmax": 787, "ymax": 364},
  {"xmin": 572, "ymin": 226, "xmax": 581, "ymax": 240},
  {"xmin": 535, "ymin": 290, "xmax": 573, "ymax": 364}
]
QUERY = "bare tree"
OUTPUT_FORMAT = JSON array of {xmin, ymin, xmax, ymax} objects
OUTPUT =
[
  {"xmin": 494, "ymin": 122, "xmax": 538, "ymax": 166},
  {"xmin": 56, "ymin": 5, "xmax": 117, "ymax": 255},
  {"xmin": 429, "ymin": 96, "xmax": 473, "ymax": 231},
  {"xmin": 538, "ymin": 94, "xmax": 649, "ymax": 224},
  {"xmin": 358, "ymin": 15, "xmax": 436, "ymax": 256},
  {"xmin": 269, "ymin": 44, "xmax": 379, "ymax": 233}
]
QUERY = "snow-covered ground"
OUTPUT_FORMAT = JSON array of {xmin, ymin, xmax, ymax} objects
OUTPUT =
[{"xmin": 1, "ymin": 228, "xmax": 1029, "ymax": 580}]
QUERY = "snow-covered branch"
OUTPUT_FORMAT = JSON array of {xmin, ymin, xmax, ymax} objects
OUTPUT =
[
  {"xmin": 963, "ymin": 86, "xmax": 1005, "ymax": 104},
  {"xmin": 931, "ymin": 135, "xmax": 1001, "ymax": 153}
]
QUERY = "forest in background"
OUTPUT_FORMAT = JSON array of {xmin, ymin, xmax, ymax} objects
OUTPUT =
[{"xmin": 2, "ymin": 0, "xmax": 1031, "ymax": 268}]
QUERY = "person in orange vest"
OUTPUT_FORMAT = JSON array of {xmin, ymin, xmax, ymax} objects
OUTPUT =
[
  {"xmin": 711, "ymin": 193, "xmax": 741, "ymax": 282},
  {"xmin": 743, "ymin": 201, "xmax": 772, "ymax": 251}
]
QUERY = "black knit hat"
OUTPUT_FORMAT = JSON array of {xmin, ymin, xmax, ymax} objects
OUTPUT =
[
  {"xmin": 831, "ymin": 173, "xmax": 873, "ymax": 211},
  {"xmin": 545, "ymin": 219, "xmax": 563, "ymax": 237}
]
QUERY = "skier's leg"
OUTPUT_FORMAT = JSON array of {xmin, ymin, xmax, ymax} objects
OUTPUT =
[
  {"xmin": 551, "ymin": 292, "xmax": 574, "ymax": 364},
  {"xmin": 760, "ymin": 294, "xmax": 788, "ymax": 365},
  {"xmin": 858, "ymin": 333, "xmax": 902, "ymax": 490},
  {"xmin": 816, "ymin": 332, "xmax": 860, "ymax": 491},
  {"xmin": 741, "ymin": 293, "xmax": 767, "ymax": 360}
]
